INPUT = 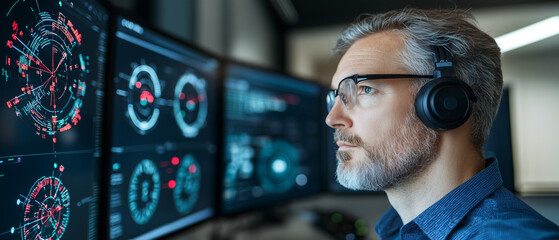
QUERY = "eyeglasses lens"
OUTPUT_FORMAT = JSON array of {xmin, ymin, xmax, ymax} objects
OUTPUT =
[
  {"xmin": 339, "ymin": 78, "xmax": 356, "ymax": 110},
  {"xmin": 326, "ymin": 78, "xmax": 357, "ymax": 112}
]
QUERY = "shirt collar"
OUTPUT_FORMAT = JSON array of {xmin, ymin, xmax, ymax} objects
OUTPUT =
[
  {"xmin": 375, "ymin": 206, "xmax": 402, "ymax": 239},
  {"xmin": 376, "ymin": 158, "xmax": 503, "ymax": 239}
]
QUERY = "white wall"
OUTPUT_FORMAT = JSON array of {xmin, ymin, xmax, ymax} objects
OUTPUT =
[
  {"xmin": 227, "ymin": 0, "xmax": 278, "ymax": 68},
  {"xmin": 195, "ymin": 0, "xmax": 278, "ymax": 68},
  {"xmin": 287, "ymin": 26, "xmax": 343, "ymax": 85},
  {"xmin": 153, "ymin": 0, "xmax": 195, "ymax": 42},
  {"xmin": 287, "ymin": 26, "xmax": 342, "ymax": 84},
  {"xmin": 195, "ymin": 0, "xmax": 226, "ymax": 54},
  {"xmin": 501, "ymin": 54, "xmax": 559, "ymax": 193}
]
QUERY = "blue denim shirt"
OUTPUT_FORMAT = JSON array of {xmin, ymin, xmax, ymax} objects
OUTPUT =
[{"xmin": 375, "ymin": 158, "xmax": 559, "ymax": 240}]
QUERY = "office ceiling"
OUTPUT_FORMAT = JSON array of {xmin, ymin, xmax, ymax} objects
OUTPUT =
[{"xmin": 270, "ymin": 0, "xmax": 559, "ymax": 29}]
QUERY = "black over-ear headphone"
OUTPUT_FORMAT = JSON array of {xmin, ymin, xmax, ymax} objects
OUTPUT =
[{"xmin": 415, "ymin": 46, "xmax": 477, "ymax": 130}]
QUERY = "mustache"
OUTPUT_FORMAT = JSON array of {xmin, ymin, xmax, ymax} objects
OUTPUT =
[{"xmin": 333, "ymin": 129, "xmax": 364, "ymax": 147}]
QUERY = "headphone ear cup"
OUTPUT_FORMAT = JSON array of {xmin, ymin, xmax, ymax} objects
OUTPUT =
[{"xmin": 415, "ymin": 78, "xmax": 474, "ymax": 130}]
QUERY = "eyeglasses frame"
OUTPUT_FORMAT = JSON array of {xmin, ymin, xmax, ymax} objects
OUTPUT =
[{"xmin": 328, "ymin": 74, "xmax": 434, "ymax": 111}]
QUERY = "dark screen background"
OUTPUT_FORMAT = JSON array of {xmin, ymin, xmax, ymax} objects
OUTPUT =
[
  {"xmin": 107, "ymin": 16, "xmax": 219, "ymax": 239},
  {"xmin": 222, "ymin": 64, "xmax": 322, "ymax": 214},
  {"xmin": 0, "ymin": 0, "xmax": 107, "ymax": 239}
]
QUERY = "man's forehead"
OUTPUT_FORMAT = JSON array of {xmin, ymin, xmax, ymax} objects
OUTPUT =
[{"xmin": 331, "ymin": 32, "xmax": 406, "ymax": 89}]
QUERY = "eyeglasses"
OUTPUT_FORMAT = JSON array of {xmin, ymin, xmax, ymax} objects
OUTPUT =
[{"xmin": 326, "ymin": 74, "xmax": 433, "ymax": 112}]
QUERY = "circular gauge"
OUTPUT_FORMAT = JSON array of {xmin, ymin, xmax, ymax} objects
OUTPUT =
[
  {"xmin": 23, "ymin": 176, "xmax": 70, "ymax": 240},
  {"xmin": 257, "ymin": 140, "xmax": 300, "ymax": 194},
  {"xmin": 127, "ymin": 65, "xmax": 161, "ymax": 134},
  {"xmin": 173, "ymin": 154, "xmax": 201, "ymax": 215},
  {"xmin": 173, "ymin": 72, "xmax": 208, "ymax": 138},
  {"xmin": 3, "ymin": 1, "xmax": 88, "ymax": 141},
  {"xmin": 128, "ymin": 159, "xmax": 160, "ymax": 225}
]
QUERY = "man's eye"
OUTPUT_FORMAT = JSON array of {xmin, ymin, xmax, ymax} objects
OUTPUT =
[{"xmin": 359, "ymin": 86, "xmax": 375, "ymax": 94}]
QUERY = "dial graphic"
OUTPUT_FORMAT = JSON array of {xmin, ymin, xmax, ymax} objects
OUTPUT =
[
  {"xmin": 258, "ymin": 140, "xmax": 300, "ymax": 194},
  {"xmin": 173, "ymin": 154, "xmax": 201, "ymax": 215},
  {"xmin": 3, "ymin": 1, "xmax": 89, "ymax": 142},
  {"xmin": 22, "ymin": 175, "xmax": 71, "ymax": 240},
  {"xmin": 127, "ymin": 65, "xmax": 161, "ymax": 134},
  {"xmin": 173, "ymin": 72, "xmax": 208, "ymax": 138},
  {"xmin": 128, "ymin": 159, "xmax": 160, "ymax": 225}
]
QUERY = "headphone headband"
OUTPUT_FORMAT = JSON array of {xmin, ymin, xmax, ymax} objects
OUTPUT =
[
  {"xmin": 431, "ymin": 46, "xmax": 456, "ymax": 79},
  {"xmin": 414, "ymin": 45, "xmax": 476, "ymax": 130}
]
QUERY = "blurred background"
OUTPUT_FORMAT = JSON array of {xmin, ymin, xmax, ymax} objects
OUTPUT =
[{"xmin": 106, "ymin": 0, "xmax": 559, "ymax": 239}]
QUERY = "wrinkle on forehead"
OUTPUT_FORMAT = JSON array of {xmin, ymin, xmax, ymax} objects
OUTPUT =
[{"xmin": 331, "ymin": 31, "xmax": 408, "ymax": 89}]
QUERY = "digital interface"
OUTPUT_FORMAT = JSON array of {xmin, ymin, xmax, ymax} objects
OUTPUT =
[
  {"xmin": 0, "ymin": 0, "xmax": 107, "ymax": 239},
  {"xmin": 222, "ymin": 64, "xmax": 322, "ymax": 214},
  {"xmin": 108, "ymin": 17, "xmax": 219, "ymax": 239}
]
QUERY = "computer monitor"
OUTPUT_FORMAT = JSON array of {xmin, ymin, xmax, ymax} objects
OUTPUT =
[
  {"xmin": 484, "ymin": 87, "xmax": 514, "ymax": 192},
  {"xmin": 0, "ymin": 0, "xmax": 108, "ymax": 239},
  {"xmin": 106, "ymin": 16, "xmax": 219, "ymax": 239},
  {"xmin": 222, "ymin": 63, "xmax": 322, "ymax": 215}
]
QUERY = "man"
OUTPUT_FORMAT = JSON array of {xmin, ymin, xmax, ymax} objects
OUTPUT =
[{"xmin": 325, "ymin": 8, "xmax": 559, "ymax": 239}]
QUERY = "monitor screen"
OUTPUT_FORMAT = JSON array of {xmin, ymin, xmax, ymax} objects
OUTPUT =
[
  {"xmin": 222, "ymin": 63, "xmax": 322, "ymax": 214},
  {"xmin": 0, "ymin": 0, "xmax": 108, "ymax": 239},
  {"xmin": 107, "ymin": 17, "xmax": 219, "ymax": 239}
]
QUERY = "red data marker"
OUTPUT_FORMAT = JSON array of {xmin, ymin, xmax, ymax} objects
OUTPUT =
[
  {"xmin": 171, "ymin": 157, "xmax": 179, "ymax": 165},
  {"xmin": 168, "ymin": 180, "xmax": 176, "ymax": 189}
]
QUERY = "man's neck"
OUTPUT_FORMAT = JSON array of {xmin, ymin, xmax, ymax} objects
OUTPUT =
[{"xmin": 384, "ymin": 131, "xmax": 485, "ymax": 225}]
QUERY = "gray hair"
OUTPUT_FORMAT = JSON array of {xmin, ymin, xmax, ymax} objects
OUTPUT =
[{"xmin": 333, "ymin": 8, "xmax": 503, "ymax": 150}]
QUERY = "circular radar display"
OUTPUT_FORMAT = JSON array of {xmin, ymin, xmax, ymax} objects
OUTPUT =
[
  {"xmin": 173, "ymin": 72, "xmax": 208, "ymax": 138},
  {"xmin": 257, "ymin": 140, "xmax": 300, "ymax": 194},
  {"xmin": 173, "ymin": 155, "xmax": 201, "ymax": 215},
  {"xmin": 23, "ymin": 176, "xmax": 70, "ymax": 240},
  {"xmin": 4, "ymin": 1, "xmax": 89, "ymax": 141},
  {"xmin": 128, "ymin": 65, "xmax": 161, "ymax": 134},
  {"xmin": 128, "ymin": 159, "xmax": 160, "ymax": 225}
]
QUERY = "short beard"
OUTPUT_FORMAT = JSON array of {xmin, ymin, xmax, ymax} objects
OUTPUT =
[{"xmin": 335, "ymin": 106, "xmax": 439, "ymax": 191}]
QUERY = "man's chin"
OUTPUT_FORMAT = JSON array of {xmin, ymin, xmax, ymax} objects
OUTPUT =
[
  {"xmin": 336, "ymin": 149, "xmax": 353, "ymax": 163},
  {"xmin": 335, "ymin": 158, "xmax": 377, "ymax": 191}
]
